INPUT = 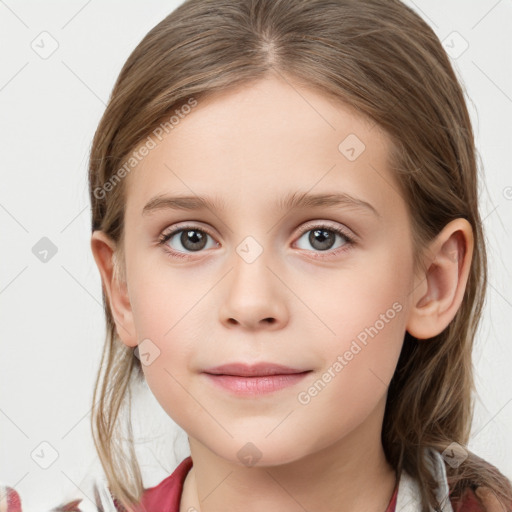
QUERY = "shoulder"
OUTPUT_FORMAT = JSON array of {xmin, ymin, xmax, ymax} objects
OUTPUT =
[
  {"xmin": 450, "ymin": 485, "xmax": 512, "ymax": 512},
  {"xmin": 474, "ymin": 486, "xmax": 512, "ymax": 512}
]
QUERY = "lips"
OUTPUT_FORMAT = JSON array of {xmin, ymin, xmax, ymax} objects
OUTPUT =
[
  {"xmin": 202, "ymin": 362, "xmax": 312, "ymax": 396},
  {"xmin": 203, "ymin": 362, "xmax": 309, "ymax": 377}
]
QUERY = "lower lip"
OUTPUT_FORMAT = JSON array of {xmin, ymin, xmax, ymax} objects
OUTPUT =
[{"xmin": 203, "ymin": 372, "xmax": 310, "ymax": 396}]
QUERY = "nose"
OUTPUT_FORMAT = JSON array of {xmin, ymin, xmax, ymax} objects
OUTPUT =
[{"xmin": 219, "ymin": 246, "xmax": 289, "ymax": 331}]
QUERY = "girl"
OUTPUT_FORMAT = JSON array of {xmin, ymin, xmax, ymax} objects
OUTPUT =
[{"xmin": 83, "ymin": 0, "xmax": 512, "ymax": 511}]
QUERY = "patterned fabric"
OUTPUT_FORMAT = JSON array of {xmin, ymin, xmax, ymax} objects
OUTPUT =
[{"xmin": 0, "ymin": 487, "xmax": 22, "ymax": 512}]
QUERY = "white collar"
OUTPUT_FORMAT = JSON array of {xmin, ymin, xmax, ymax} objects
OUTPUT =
[{"xmin": 395, "ymin": 448, "xmax": 454, "ymax": 512}]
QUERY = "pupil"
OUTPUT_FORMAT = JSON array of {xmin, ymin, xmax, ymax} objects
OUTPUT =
[
  {"xmin": 309, "ymin": 229, "xmax": 335, "ymax": 250},
  {"xmin": 182, "ymin": 230, "xmax": 207, "ymax": 251}
]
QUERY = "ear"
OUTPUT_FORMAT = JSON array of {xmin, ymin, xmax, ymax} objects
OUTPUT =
[
  {"xmin": 406, "ymin": 218, "xmax": 474, "ymax": 340},
  {"xmin": 90, "ymin": 230, "xmax": 138, "ymax": 347}
]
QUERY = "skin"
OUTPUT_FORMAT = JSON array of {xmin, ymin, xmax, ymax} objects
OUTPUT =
[{"xmin": 91, "ymin": 73, "xmax": 474, "ymax": 512}]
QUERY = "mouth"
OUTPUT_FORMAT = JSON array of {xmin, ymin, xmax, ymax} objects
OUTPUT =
[{"xmin": 202, "ymin": 362, "xmax": 312, "ymax": 395}]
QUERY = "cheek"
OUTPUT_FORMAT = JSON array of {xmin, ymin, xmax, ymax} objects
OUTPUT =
[
  {"xmin": 292, "ymin": 295, "xmax": 406, "ymax": 454},
  {"xmin": 128, "ymin": 254, "xmax": 207, "ymax": 339},
  {"xmin": 302, "ymin": 246, "xmax": 411, "ymax": 402},
  {"xmin": 304, "ymin": 247, "xmax": 410, "ymax": 352},
  {"xmin": 127, "ymin": 264, "xmax": 213, "ymax": 423},
  {"xmin": 136, "ymin": 325, "xmax": 200, "ymax": 431}
]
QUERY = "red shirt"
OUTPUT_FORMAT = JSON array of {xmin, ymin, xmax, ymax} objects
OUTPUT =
[{"xmin": 139, "ymin": 456, "xmax": 489, "ymax": 512}]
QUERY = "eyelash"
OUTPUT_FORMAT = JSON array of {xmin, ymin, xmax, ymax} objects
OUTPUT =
[{"xmin": 157, "ymin": 222, "xmax": 356, "ymax": 260}]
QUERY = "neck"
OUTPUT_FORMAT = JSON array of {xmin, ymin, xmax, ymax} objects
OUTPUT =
[{"xmin": 180, "ymin": 397, "xmax": 397, "ymax": 512}]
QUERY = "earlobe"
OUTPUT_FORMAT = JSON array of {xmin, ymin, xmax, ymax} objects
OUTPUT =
[
  {"xmin": 90, "ymin": 230, "xmax": 138, "ymax": 347},
  {"xmin": 406, "ymin": 218, "xmax": 474, "ymax": 340}
]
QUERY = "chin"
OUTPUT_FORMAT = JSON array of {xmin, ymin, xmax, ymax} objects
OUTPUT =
[{"xmin": 213, "ymin": 435, "xmax": 310, "ymax": 469}]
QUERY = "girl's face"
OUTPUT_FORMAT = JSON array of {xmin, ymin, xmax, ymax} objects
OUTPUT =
[{"xmin": 120, "ymin": 75, "xmax": 417, "ymax": 466}]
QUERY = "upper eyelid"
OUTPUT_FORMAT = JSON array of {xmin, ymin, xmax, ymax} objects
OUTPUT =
[
  {"xmin": 161, "ymin": 221, "xmax": 217, "ymax": 239},
  {"xmin": 295, "ymin": 220, "xmax": 355, "ymax": 237}
]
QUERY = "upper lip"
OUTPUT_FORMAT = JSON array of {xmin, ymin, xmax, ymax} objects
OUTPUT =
[{"xmin": 203, "ymin": 363, "xmax": 310, "ymax": 377}]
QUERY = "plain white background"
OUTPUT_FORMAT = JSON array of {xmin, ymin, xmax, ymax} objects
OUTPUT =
[{"xmin": 0, "ymin": 0, "xmax": 511, "ymax": 510}]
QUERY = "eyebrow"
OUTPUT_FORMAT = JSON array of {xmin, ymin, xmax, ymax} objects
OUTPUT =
[{"xmin": 142, "ymin": 191, "xmax": 380, "ymax": 217}]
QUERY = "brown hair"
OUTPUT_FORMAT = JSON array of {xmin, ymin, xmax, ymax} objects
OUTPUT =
[{"xmin": 88, "ymin": 0, "xmax": 512, "ymax": 510}]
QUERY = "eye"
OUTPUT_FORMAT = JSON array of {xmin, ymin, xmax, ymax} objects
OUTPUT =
[
  {"xmin": 294, "ymin": 223, "xmax": 355, "ymax": 256},
  {"xmin": 158, "ymin": 225, "xmax": 218, "ymax": 258},
  {"xmin": 158, "ymin": 222, "xmax": 356, "ymax": 260}
]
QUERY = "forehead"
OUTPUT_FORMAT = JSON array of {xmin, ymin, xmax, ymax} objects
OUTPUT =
[{"xmin": 124, "ymin": 75, "xmax": 402, "ymax": 219}]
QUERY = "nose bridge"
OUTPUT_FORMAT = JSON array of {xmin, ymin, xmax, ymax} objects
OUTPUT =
[
  {"xmin": 219, "ymin": 234, "xmax": 288, "ymax": 329},
  {"xmin": 230, "ymin": 234, "xmax": 275, "ymax": 302}
]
